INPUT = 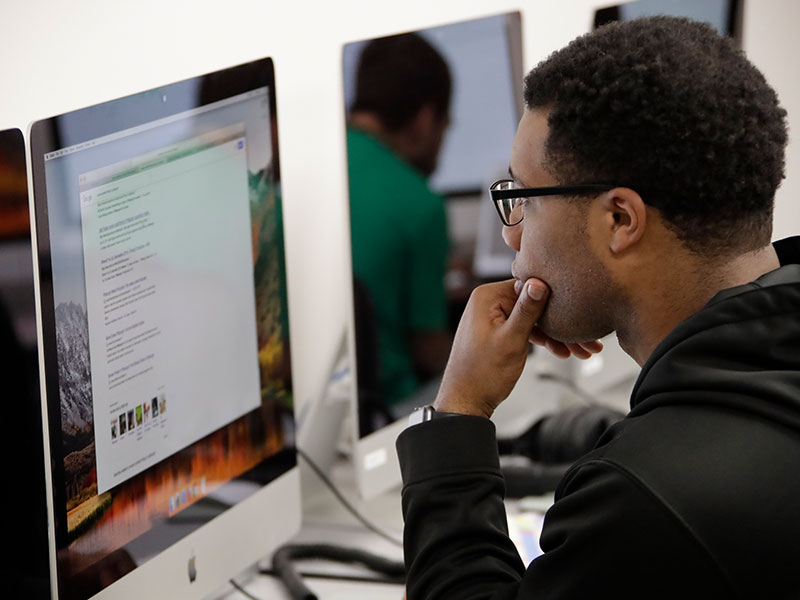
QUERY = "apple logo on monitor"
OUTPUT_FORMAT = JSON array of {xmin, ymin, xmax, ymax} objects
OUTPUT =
[{"xmin": 188, "ymin": 553, "xmax": 197, "ymax": 583}]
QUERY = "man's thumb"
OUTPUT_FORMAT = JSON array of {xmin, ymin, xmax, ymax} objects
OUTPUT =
[{"xmin": 506, "ymin": 278, "xmax": 549, "ymax": 337}]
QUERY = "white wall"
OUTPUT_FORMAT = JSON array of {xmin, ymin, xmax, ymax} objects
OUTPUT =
[
  {"xmin": 743, "ymin": 0, "xmax": 800, "ymax": 241},
  {"xmin": 2, "ymin": 0, "xmax": 798, "ymax": 415}
]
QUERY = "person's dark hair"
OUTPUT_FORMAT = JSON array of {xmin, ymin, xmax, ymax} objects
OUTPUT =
[
  {"xmin": 350, "ymin": 32, "xmax": 451, "ymax": 132},
  {"xmin": 524, "ymin": 16, "xmax": 788, "ymax": 257}
]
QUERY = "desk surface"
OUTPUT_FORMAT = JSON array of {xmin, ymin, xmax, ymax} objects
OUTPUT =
[
  {"xmin": 216, "ymin": 457, "xmax": 406, "ymax": 599},
  {"xmin": 214, "ymin": 453, "xmax": 553, "ymax": 600}
]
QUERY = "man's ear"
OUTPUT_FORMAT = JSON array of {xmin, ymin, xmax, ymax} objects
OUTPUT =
[
  {"xmin": 600, "ymin": 187, "xmax": 647, "ymax": 255},
  {"xmin": 408, "ymin": 104, "xmax": 437, "ymax": 142}
]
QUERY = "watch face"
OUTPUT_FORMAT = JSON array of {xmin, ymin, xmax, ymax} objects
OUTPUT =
[{"xmin": 407, "ymin": 405, "xmax": 433, "ymax": 427}]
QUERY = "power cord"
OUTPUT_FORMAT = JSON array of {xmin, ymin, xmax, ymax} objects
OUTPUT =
[
  {"xmin": 266, "ymin": 543, "xmax": 405, "ymax": 600},
  {"xmin": 536, "ymin": 372, "xmax": 600, "ymax": 406},
  {"xmin": 229, "ymin": 577, "xmax": 262, "ymax": 600},
  {"xmin": 295, "ymin": 446, "xmax": 403, "ymax": 547}
]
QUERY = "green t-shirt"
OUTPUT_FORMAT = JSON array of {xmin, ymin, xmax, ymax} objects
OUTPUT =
[{"xmin": 347, "ymin": 127, "xmax": 449, "ymax": 406}]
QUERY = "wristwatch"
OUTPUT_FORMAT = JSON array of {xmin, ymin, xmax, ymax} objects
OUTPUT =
[{"xmin": 407, "ymin": 405, "xmax": 460, "ymax": 427}]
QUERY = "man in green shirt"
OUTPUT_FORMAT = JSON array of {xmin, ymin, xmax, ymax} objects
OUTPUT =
[{"xmin": 347, "ymin": 33, "xmax": 452, "ymax": 420}]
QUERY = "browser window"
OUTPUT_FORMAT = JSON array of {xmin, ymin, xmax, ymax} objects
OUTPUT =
[{"xmin": 78, "ymin": 122, "xmax": 260, "ymax": 493}]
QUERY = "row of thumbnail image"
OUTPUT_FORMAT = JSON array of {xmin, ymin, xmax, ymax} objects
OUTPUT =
[
  {"xmin": 111, "ymin": 395, "xmax": 167, "ymax": 439},
  {"xmin": 169, "ymin": 477, "xmax": 208, "ymax": 514}
]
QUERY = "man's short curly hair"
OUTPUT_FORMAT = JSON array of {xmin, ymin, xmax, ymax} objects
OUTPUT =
[{"xmin": 524, "ymin": 16, "xmax": 788, "ymax": 257}]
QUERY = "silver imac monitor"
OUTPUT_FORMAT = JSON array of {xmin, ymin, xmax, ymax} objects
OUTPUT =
[
  {"xmin": 343, "ymin": 12, "xmax": 523, "ymax": 498},
  {"xmin": 29, "ymin": 58, "xmax": 300, "ymax": 599}
]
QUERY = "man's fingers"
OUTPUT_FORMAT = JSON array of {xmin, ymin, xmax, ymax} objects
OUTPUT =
[
  {"xmin": 529, "ymin": 326, "xmax": 605, "ymax": 359},
  {"xmin": 544, "ymin": 338, "xmax": 571, "ymax": 358},
  {"xmin": 529, "ymin": 327, "xmax": 549, "ymax": 346},
  {"xmin": 565, "ymin": 343, "xmax": 593, "ymax": 360},
  {"xmin": 505, "ymin": 278, "xmax": 550, "ymax": 341},
  {"xmin": 580, "ymin": 340, "xmax": 604, "ymax": 354}
]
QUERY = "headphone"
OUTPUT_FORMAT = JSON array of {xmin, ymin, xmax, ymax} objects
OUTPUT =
[{"xmin": 498, "ymin": 404, "xmax": 624, "ymax": 497}]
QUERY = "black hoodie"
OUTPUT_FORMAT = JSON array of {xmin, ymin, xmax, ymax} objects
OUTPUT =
[{"xmin": 397, "ymin": 237, "xmax": 800, "ymax": 599}]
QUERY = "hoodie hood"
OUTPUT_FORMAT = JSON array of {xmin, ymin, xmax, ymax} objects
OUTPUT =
[{"xmin": 629, "ymin": 237, "xmax": 800, "ymax": 432}]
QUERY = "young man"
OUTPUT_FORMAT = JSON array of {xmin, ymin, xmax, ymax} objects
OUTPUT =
[
  {"xmin": 397, "ymin": 17, "xmax": 799, "ymax": 598},
  {"xmin": 347, "ymin": 33, "xmax": 453, "ymax": 417}
]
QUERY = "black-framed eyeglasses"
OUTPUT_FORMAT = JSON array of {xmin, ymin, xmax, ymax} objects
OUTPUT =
[{"xmin": 489, "ymin": 179, "xmax": 615, "ymax": 226}]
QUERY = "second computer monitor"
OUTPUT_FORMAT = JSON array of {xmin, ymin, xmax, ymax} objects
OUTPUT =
[{"xmin": 343, "ymin": 12, "xmax": 523, "ymax": 498}]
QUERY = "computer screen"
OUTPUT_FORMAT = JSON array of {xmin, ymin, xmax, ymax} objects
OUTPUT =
[
  {"xmin": 343, "ymin": 12, "xmax": 523, "ymax": 498},
  {"xmin": 0, "ymin": 128, "xmax": 51, "ymax": 598},
  {"xmin": 343, "ymin": 12, "xmax": 523, "ymax": 197},
  {"xmin": 30, "ymin": 58, "xmax": 299, "ymax": 599},
  {"xmin": 594, "ymin": 0, "xmax": 743, "ymax": 41}
]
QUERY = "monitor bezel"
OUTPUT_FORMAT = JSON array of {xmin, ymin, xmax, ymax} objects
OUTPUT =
[{"xmin": 29, "ymin": 56, "xmax": 300, "ymax": 600}]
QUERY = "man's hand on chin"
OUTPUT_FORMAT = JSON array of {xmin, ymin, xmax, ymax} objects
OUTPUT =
[
  {"xmin": 434, "ymin": 278, "xmax": 550, "ymax": 418},
  {"xmin": 434, "ymin": 278, "xmax": 602, "ymax": 419}
]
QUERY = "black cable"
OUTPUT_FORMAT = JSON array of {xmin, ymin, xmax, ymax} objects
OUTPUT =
[
  {"xmin": 536, "ymin": 372, "xmax": 600, "ymax": 406},
  {"xmin": 229, "ymin": 577, "xmax": 263, "ymax": 600},
  {"xmin": 269, "ymin": 543, "xmax": 405, "ymax": 600},
  {"xmin": 260, "ymin": 568, "xmax": 403, "ymax": 585},
  {"xmin": 295, "ymin": 446, "xmax": 403, "ymax": 547}
]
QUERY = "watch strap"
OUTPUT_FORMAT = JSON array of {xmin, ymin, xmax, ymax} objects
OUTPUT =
[{"xmin": 407, "ymin": 405, "xmax": 461, "ymax": 428}]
